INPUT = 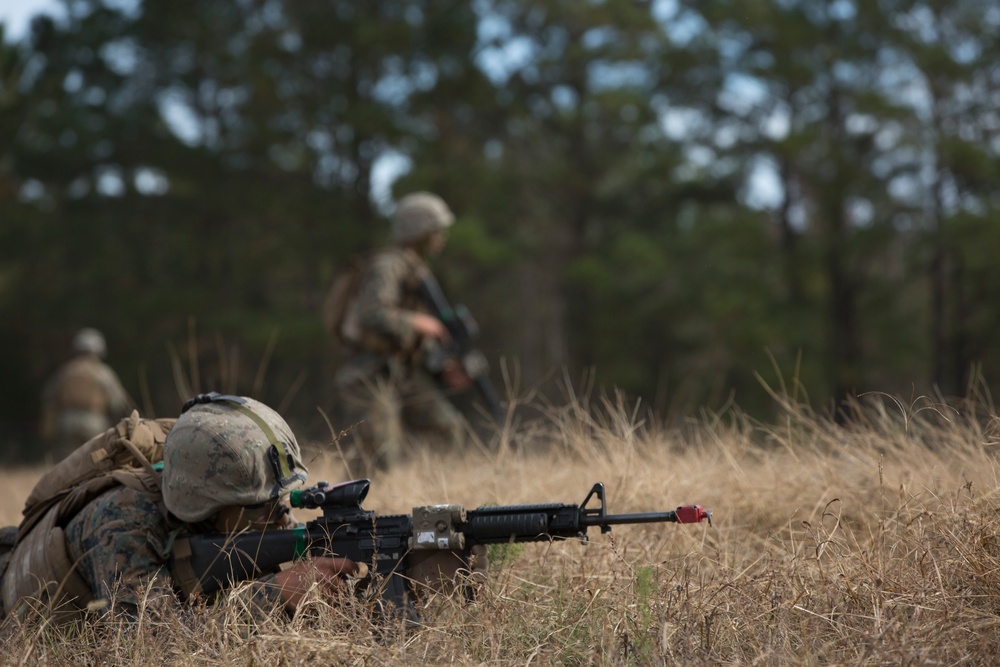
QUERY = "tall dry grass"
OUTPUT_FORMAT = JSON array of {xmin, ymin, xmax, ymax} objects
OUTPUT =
[{"xmin": 3, "ymin": 391, "xmax": 1000, "ymax": 665}]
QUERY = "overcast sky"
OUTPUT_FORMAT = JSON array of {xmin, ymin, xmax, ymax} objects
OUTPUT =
[
  {"xmin": 0, "ymin": 0, "xmax": 787, "ymax": 211},
  {"xmin": 0, "ymin": 0, "xmax": 61, "ymax": 42}
]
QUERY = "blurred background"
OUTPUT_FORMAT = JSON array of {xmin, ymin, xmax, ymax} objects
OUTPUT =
[{"xmin": 2, "ymin": 0, "xmax": 999, "ymax": 459}]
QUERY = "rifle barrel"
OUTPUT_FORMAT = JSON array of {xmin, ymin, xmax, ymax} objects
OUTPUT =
[{"xmin": 585, "ymin": 511, "xmax": 680, "ymax": 526}]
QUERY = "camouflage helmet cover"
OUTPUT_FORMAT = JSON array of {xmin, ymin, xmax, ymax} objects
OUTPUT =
[
  {"xmin": 391, "ymin": 191, "xmax": 455, "ymax": 243},
  {"xmin": 73, "ymin": 327, "xmax": 107, "ymax": 357},
  {"xmin": 162, "ymin": 394, "xmax": 308, "ymax": 522}
]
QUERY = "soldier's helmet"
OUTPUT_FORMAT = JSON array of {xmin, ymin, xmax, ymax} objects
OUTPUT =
[
  {"xmin": 391, "ymin": 191, "xmax": 455, "ymax": 243},
  {"xmin": 161, "ymin": 393, "xmax": 308, "ymax": 522},
  {"xmin": 72, "ymin": 328, "xmax": 107, "ymax": 357}
]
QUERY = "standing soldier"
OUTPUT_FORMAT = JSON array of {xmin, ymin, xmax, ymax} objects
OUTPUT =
[
  {"xmin": 328, "ymin": 192, "xmax": 473, "ymax": 475},
  {"xmin": 40, "ymin": 327, "xmax": 133, "ymax": 461}
]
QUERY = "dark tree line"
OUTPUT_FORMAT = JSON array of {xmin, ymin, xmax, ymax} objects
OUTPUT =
[{"xmin": 2, "ymin": 0, "xmax": 1000, "ymax": 455}]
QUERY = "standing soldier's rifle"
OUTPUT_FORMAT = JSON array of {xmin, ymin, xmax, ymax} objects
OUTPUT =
[
  {"xmin": 416, "ymin": 272, "xmax": 506, "ymax": 424},
  {"xmin": 176, "ymin": 479, "xmax": 712, "ymax": 621}
]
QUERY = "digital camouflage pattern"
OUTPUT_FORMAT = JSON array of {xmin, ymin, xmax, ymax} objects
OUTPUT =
[
  {"xmin": 162, "ymin": 397, "xmax": 308, "ymax": 522},
  {"xmin": 2, "ymin": 413, "xmax": 172, "ymax": 619},
  {"xmin": 2, "ymin": 397, "xmax": 306, "ymax": 621},
  {"xmin": 64, "ymin": 484, "xmax": 294, "ymax": 617},
  {"xmin": 354, "ymin": 245, "xmax": 432, "ymax": 354},
  {"xmin": 40, "ymin": 353, "xmax": 133, "ymax": 460},
  {"xmin": 333, "ymin": 246, "xmax": 464, "ymax": 474}
]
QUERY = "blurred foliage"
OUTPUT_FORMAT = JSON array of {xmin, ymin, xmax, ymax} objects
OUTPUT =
[{"xmin": 1, "ymin": 0, "xmax": 1000, "ymax": 458}]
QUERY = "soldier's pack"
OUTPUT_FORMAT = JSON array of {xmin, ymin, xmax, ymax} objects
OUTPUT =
[
  {"xmin": 321, "ymin": 256, "xmax": 366, "ymax": 345},
  {"xmin": 0, "ymin": 411, "xmax": 174, "ymax": 619}
]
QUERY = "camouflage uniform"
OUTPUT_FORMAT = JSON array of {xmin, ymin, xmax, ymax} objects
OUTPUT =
[
  {"xmin": 41, "ymin": 352, "xmax": 132, "ymax": 461},
  {"xmin": 334, "ymin": 245, "xmax": 465, "ymax": 473},
  {"xmin": 2, "ymin": 394, "xmax": 307, "ymax": 621},
  {"xmin": 2, "ymin": 394, "xmax": 488, "ymax": 623},
  {"xmin": 63, "ymin": 484, "xmax": 294, "ymax": 618}
]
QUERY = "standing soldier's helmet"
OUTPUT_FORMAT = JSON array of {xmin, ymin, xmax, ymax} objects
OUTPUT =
[
  {"xmin": 72, "ymin": 328, "xmax": 107, "ymax": 357},
  {"xmin": 161, "ymin": 393, "xmax": 308, "ymax": 522},
  {"xmin": 391, "ymin": 192, "xmax": 455, "ymax": 244}
]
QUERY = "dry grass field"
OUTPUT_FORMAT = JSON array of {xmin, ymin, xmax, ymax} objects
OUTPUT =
[{"xmin": 2, "ymin": 391, "xmax": 1000, "ymax": 665}]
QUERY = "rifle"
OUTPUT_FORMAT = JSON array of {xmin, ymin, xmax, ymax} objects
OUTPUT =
[
  {"xmin": 176, "ymin": 479, "xmax": 712, "ymax": 621},
  {"xmin": 416, "ymin": 272, "xmax": 506, "ymax": 423}
]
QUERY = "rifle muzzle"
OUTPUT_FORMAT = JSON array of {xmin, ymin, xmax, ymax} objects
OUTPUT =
[{"xmin": 675, "ymin": 505, "xmax": 712, "ymax": 526}]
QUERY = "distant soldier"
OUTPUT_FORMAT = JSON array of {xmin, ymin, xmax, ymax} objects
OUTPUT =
[
  {"xmin": 40, "ymin": 328, "xmax": 133, "ymax": 460},
  {"xmin": 327, "ymin": 192, "xmax": 473, "ymax": 474}
]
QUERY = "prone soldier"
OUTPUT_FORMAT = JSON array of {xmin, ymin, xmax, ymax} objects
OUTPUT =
[{"xmin": 2, "ymin": 394, "xmax": 357, "ymax": 621}]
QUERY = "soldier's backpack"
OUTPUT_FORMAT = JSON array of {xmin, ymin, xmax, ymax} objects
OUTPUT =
[
  {"xmin": 0, "ymin": 411, "xmax": 175, "ymax": 621},
  {"xmin": 321, "ymin": 256, "xmax": 366, "ymax": 345}
]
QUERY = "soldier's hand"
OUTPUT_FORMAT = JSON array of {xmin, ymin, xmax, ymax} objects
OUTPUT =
[
  {"xmin": 411, "ymin": 313, "xmax": 451, "ymax": 343},
  {"xmin": 273, "ymin": 556, "xmax": 358, "ymax": 611},
  {"xmin": 441, "ymin": 358, "xmax": 473, "ymax": 390}
]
